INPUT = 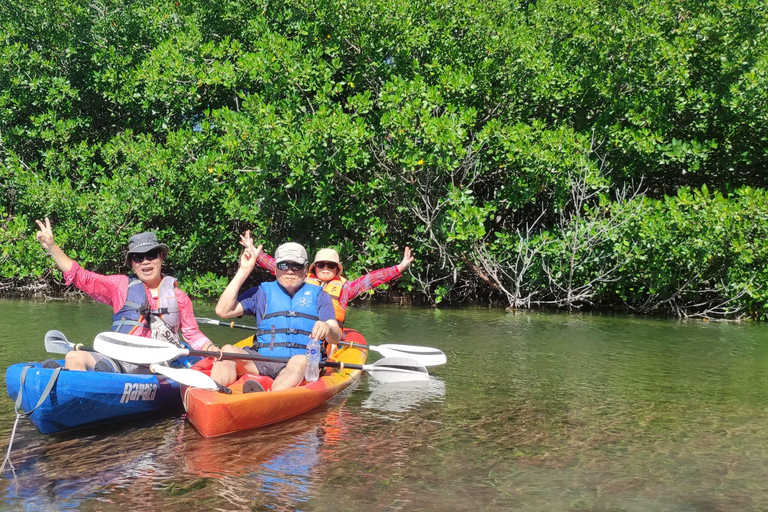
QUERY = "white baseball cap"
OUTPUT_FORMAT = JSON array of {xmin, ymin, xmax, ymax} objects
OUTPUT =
[{"xmin": 274, "ymin": 242, "xmax": 308, "ymax": 265}]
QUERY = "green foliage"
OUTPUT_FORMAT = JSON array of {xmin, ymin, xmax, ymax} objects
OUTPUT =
[
  {"xmin": 2, "ymin": 0, "xmax": 768, "ymax": 319},
  {"xmin": 612, "ymin": 186, "xmax": 768, "ymax": 318}
]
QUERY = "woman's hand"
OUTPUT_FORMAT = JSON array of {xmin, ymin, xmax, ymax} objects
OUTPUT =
[
  {"xmin": 34, "ymin": 217, "xmax": 74, "ymax": 272},
  {"xmin": 35, "ymin": 217, "xmax": 56, "ymax": 251},
  {"xmin": 397, "ymin": 246, "xmax": 415, "ymax": 273}
]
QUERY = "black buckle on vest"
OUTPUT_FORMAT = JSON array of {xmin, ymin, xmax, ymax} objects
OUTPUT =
[
  {"xmin": 136, "ymin": 304, "xmax": 152, "ymax": 329},
  {"xmin": 286, "ymin": 311, "xmax": 298, "ymax": 317},
  {"xmin": 285, "ymin": 328, "xmax": 298, "ymax": 335}
]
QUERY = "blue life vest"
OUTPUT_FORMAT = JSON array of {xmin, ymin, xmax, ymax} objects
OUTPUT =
[
  {"xmin": 112, "ymin": 276, "xmax": 181, "ymax": 335},
  {"xmin": 252, "ymin": 281, "xmax": 322, "ymax": 358}
]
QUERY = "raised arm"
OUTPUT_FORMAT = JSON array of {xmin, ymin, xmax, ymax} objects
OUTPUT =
[
  {"xmin": 397, "ymin": 246, "xmax": 414, "ymax": 273},
  {"xmin": 240, "ymin": 230, "xmax": 275, "ymax": 274},
  {"xmin": 35, "ymin": 217, "xmax": 74, "ymax": 273},
  {"xmin": 344, "ymin": 246, "xmax": 415, "ymax": 302},
  {"xmin": 215, "ymin": 238, "xmax": 261, "ymax": 318}
]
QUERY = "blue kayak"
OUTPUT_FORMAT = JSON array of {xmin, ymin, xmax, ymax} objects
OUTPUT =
[{"xmin": 5, "ymin": 359, "xmax": 196, "ymax": 434}]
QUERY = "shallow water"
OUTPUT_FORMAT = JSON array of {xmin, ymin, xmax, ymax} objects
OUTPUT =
[{"xmin": 2, "ymin": 298, "xmax": 768, "ymax": 511}]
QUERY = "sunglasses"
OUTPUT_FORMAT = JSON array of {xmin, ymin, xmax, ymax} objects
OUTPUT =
[
  {"xmin": 276, "ymin": 261, "xmax": 306, "ymax": 272},
  {"xmin": 314, "ymin": 261, "xmax": 338, "ymax": 270},
  {"xmin": 130, "ymin": 250, "xmax": 161, "ymax": 264}
]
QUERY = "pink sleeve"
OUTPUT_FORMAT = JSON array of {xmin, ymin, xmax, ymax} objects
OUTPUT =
[
  {"xmin": 344, "ymin": 266, "xmax": 402, "ymax": 303},
  {"xmin": 63, "ymin": 261, "xmax": 129, "ymax": 312},
  {"xmin": 256, "ymin": 251, "xmax": 276, "ymax": 274},
  {"xmin": 174, "ymin": 289, "xmax": 213, "ymax": 350}
]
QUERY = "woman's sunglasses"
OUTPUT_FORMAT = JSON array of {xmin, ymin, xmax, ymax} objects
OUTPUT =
[
  {"xmin": 314, "ymin": 261, "xmax": 338, "ymax": 270},
  {"xmin": 130, "ymin": 250, "xmax": 161, "ymax": 264},
  {"xmin": 276, "ymin": 261, "xmax": 306, "ymax": 272}
]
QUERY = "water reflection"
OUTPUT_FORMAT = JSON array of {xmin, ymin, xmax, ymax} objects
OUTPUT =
[
  {"xmin": 180, "ymin": 402, "xmax": 356, "ymax": 511},
  {"xmin": 362, "ymin": 378, "xmax": 446, "ymax": 417},
  {"xmin": 6, "ymin": 300, "xmax": 768, "ymax": 511},
  {"xmin": 1, "ymin": 403, "xmax": 359, "ymax": 512},
  {"xmin": 3, "ymin": 415, "xmax": 186, "ymax": 510}
]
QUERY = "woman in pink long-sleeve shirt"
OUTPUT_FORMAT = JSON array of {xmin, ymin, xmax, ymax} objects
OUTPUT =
[{"xmin": 35, "ymin": 218, "xmax": 216, "ymax": 372}]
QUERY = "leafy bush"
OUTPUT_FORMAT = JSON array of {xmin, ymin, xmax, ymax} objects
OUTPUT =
[{"xmin": 2, "ymin": 0, "xmax": 768, "ymax": 319}]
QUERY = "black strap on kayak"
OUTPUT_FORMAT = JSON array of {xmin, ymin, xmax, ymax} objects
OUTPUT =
[{"xmin": 1, "ymin": 365, "xmax": 62, "ymax": 474}]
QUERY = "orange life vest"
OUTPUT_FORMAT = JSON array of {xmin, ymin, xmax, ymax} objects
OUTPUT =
[{"xmin": 305, "ymin": 274, "xmax": 348, "ymax": 326}]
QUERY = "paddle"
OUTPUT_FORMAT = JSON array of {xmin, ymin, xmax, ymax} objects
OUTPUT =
[
  {"xmin": 194, "ymin": 317, "xmax": 447, "ymax": 366},
  {"xmin": 93, "ymin": 331, "xmax": 430, "ymax": 383},
  {"xmin": 44, "ymin": 330, "xmax": 79, "ymax": 354},
  {"xmin": 147, "ymin": 364, "xmax": 221, "ymax": 392},
  {"xmin": 42, "ymin": 330, "xmax": 227, "ymax": 392}
]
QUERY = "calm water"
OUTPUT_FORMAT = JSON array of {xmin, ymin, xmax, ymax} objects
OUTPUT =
[{"xmin": 2, "ymin": 298, "xmax": 768, "ymax": 511}]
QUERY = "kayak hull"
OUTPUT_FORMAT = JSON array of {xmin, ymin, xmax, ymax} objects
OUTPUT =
[
  {"xmin": 5, "ymin": 359, "xmax": 195, "ymax": 434},
  {"xmin": 183, "ymin": 328, "xmax": 368, "ymax": 437}
]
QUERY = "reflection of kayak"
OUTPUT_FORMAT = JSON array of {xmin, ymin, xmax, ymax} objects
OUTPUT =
[
  {"xmin": 182, "ymin": 328, "xmax": 368, "ymax": 437},
  {"xmin": 183, "ymin": 408, "xmax": 346, "ymax": 477},
  {"xmin": 5, "ymin": 358, "xmax": 196, "ymax": 434}
]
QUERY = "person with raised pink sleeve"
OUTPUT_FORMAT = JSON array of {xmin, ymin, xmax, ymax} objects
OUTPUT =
[
  {"xmin": 34, "ymin": 217, "xmax": 217, "ymax": 373},
  {"xmin": 239, "ymin": 230, "xmax": 414, "ymax": 327}
]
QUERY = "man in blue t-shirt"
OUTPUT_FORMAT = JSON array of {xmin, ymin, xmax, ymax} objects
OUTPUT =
[{"xmin": 212, "ymin": 241, "xmax": 341, "ymax": 391}]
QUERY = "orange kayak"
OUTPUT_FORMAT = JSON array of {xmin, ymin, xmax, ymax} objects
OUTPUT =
[{"xmin": 182, "ymin": 328, "xmax": 367, "ymax": 437}]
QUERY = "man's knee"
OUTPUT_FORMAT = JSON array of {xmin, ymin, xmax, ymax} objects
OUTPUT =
[
  {"xmin": 286, "ymin": 354, "xmax": 307, "ymax": 369},
  {"xmin": 64, "ymin": 351, "xmax": 90, "ymax": 370}
]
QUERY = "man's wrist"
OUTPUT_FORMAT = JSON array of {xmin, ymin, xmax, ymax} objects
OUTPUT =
[{"xmin": 236, "ymin": 266, "xmax": 252, "ymax": 277}]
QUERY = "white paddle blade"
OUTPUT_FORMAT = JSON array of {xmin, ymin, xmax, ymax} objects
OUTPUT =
[
  {"xmin": 93, "ymin": 332, "xmax": 186, "ymax": 364},
  {"xmin": 367, "ymin": 357, "xmax": 430, "ymax": 383},
  {"xmin": 149, "ymin": 364, "xmax": 219, "ymax": 391},
  {"xmin": 373, "ymin": 344, "xmax": 447, "ymax": 367},
  {"xmin": 44, "ymin": 330, "xmax": 74, "ymax": 354}
]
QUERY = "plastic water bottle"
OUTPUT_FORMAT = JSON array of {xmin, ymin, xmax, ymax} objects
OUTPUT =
[{"xmin": 305, "ymin": 338, "xmax": 321, "ymax": 382}]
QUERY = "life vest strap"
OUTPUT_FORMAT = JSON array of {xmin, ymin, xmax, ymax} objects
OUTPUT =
[
  {"xmin": 262, "ymin": 311, "xmax": 319, "ymax": 322},
  {"xmin": 253, "ymin": 325, "xmax": 313, "ymax": 351},
  {"xmin": 252, "ymin": 340, "xmax": 311, "ymax": 349},
  {"xmin": 255, "ymin": 327, "xmax": 313, "ymax": 337},
  {"xmin": 111, "ymin": 319, "xmax": 144, "ymax": 329}
]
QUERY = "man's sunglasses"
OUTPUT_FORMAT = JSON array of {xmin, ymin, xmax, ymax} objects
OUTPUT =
[
  {"xmin": 276, "ymin": 261, "xmax": 306, "ymax": 272},
  {"xmin": 314, "ymin": 261, "xmax": 338, "ymax": 270},
  {"xmin": 130, "ymin": 250, "xmax": 161, "ymax": 264}
]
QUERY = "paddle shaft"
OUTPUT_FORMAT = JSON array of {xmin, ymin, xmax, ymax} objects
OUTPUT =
[
  {"xmin": 44, "ymin": 338, "xmax": 228, "ymax": 391},
  {"xmin": 93, "ymin": 331, "xmax": 430, "ymax": 382},
  {"xmin": 186, "ymin": 347, "xmax": 371, "ymax": 372},
  {"xmin": 194, "ymin": 317, "xmax": 445, "ymax": 361}
]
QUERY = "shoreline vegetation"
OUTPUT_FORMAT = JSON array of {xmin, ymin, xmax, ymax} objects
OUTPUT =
[{"xmin": 2, "ymin": 0, "xmax": 768, "ymax": 320}]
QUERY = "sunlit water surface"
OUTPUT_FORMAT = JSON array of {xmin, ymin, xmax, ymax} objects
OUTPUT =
[{"xmin": 2, "ymin": 298, "xmax": 768, "ymax": 511}]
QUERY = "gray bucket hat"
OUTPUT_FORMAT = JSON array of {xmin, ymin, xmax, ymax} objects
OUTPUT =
[{"xmin": 124, "ymin": 232, "xmax": 169, "ymax": 266}]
